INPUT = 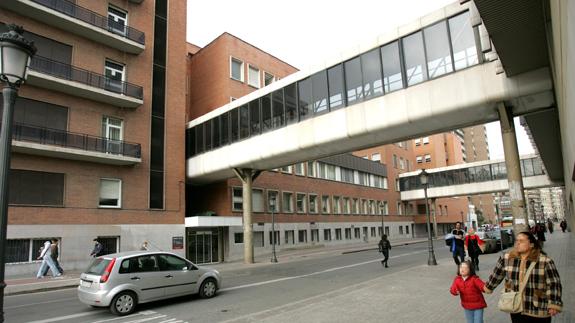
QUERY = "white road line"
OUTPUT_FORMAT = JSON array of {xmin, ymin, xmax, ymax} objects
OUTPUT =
[
  {"xmin": 4, "ymin": 297, "xmax": 77, "ymax": 309},
  {"xmin": 90, "ymin": 311, "xmax": 156, "ymax": 323},
  {"xmin": 28, "ymin": 312, "xmax": 97, "ymax": 323},
  {"xmin": 158, "ymin": 319, "xmax": 177, "ymax": 323},
  {"xmin": 122, "ymin": 315, "xmax": 167, "ymax": 323},
  {"xmin": 220, "ymin": 250, "xmax": 426, "ymax": 292}
]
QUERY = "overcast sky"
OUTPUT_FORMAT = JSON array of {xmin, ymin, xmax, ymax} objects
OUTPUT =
[{"xmin": 186, "ymin": 0, "xmax": 534, "ymax": 160}]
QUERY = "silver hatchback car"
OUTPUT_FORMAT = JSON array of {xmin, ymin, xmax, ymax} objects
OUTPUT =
[{"xmin": 77, "ymin": 251, "xmax": 221, "ymax": 315}]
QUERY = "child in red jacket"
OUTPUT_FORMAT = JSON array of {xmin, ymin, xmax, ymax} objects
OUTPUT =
[{"xmin": 450, "ymin": 260, "xmax": 487, "ymax": 323}]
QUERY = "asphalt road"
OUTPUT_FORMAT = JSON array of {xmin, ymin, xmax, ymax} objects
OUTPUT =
[{"xmin": 4, "ymin": 240, "xmax": 454, "ymax": 323}]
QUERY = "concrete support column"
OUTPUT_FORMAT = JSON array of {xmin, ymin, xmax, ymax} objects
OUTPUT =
[
  {"xmin": 233, "ymin": 168, "xmax": 261, "ymax": 264},
  {"xmin": 498, "ymin": 104, "xmax": 529, "ymax": 234},
  {"xmin": 431, "ymin": 198, "xmax": 438, "ymax": 238}
]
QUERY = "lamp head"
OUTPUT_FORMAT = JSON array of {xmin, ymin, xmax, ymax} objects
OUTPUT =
[
  {"xmin": 0, "ymin": 24, "xmax": 37, "ymax": 87},
  {"xmin": 419, "ymin": 168, "xmax": 429, "ymax": 186}
]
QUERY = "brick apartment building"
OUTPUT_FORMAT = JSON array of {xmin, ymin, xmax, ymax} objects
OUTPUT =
[
  {"xmin": 1, "ymin": 0, "xmax": 187, "ymax": 276},
  {"xmin": 185, "ymin": 34, "xmax": 422, "ymax": 264}
]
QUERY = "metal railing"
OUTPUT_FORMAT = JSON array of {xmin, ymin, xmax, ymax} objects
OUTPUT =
[
  {"xmin": 13, "ymin": 123, "xmax": 142, "ymax": 159},
  {"xmin": 30, "ymin": 0, "xmax": 145, "ymax": 45},
  {"xmin": 30, "ymin": 56, "xmax": 144, "ymax": 100},
  {"xmin": 399, "ymin": 157, "xmax": 545, "ymax": 191}
]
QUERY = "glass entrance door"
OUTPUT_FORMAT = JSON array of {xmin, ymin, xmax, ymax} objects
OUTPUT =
[{"xmin": 187, "ymin": 230, "xmax": 219, "ymax": 264}]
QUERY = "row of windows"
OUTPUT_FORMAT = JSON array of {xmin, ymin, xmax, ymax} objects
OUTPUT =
[
  {"xmin": 9, "ymin": 169, "xmax": 124, "ymax": 208},
  {"xmin": 414, "ymin": 137, "xmax": 430, "ymax": 146},
  {"xmin": 187, "ymin": 11, "xmax": 479, "ymax": 158},
  {"xmin": 392, "ymin": 154, "xmax": 411, "ymax": 170},
  {"xmin": 234, "ymin": 225, "xmax": 412, "ymax": 246},
  {"xmin": 230, "ymin": 57, "xmax": 276, "ymax": 88},
  {"xmin": 232, "ymin": 187, "xmax": 391, "ymax": 216},
  {"xmin": 416, "ymin": 154, "xmax": 432, "ymax": 163}
]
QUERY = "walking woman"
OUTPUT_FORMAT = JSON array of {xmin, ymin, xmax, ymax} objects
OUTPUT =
[
  {"xmin": 465, "ymin": 229, "xmax": 484, "ymax": 270},
  {"xmin": 378, "ymin": 235, "xmax": 391, "ymax": 268},
  {"xmin": 484, "ymin": 231, "xmax": 563, "ymax": 322}
]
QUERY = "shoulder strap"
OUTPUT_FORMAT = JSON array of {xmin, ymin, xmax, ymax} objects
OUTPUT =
[{"xmin": 518, "ymin": 261, "xmax": 537, "ymax": 293}]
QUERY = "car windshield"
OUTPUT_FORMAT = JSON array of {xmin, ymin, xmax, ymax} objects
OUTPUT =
[{"xmin": 85, "ymin": 258, "xmax": 112, "ymax": 275}]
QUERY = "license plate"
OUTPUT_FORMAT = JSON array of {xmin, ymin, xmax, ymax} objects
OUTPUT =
[{"xmin": 81, "ymin": 280, "xmax": 92, "ymax": 288}]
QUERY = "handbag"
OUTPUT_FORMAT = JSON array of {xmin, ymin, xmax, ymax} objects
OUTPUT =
[{"xmin": 498, "ymin": 261, "xmax": 537, "ymax": 313}]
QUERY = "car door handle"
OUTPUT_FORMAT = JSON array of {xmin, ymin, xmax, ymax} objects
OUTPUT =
[
  {"xmin": 165, "ymin": 274, "xmax": 173, "ymax": 278},
  {"xmin": 131, "ymin": 276, "xmax": 141, "ymax": 280}
]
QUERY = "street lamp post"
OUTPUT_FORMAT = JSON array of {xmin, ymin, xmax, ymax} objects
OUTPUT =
[
  {"xmin": 0, "ymin": 24, "xmax": 36, "ymax": 323},
  {"xmin": 270, "ymin": 196, "xmax": 278, "ymax": 263},
  {"xmin": 419, "ymin": 169, "xmax": 437, "ymax": 266}
]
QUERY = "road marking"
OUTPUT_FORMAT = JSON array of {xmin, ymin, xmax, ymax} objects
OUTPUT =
[
  {"xmin": 89, "ymin": 311, "xmax": 159, "ymax": 323},
  {"xmin": 221, "ymin": 250, "xmax": 426, "ymax": 292},
  {"xmin": 4, "ymin": 297, "xmax": 77, "ymax": 309},
  {"xmin": 122, "ymin": 315, "xmax": 167, "ymax": 323},
  {"xmin": 28, "ymin": 312, "xmax": 97, "ymax": 323}
]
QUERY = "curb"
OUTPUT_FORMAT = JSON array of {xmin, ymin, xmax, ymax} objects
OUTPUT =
[{"xmin": 5, "ymin": 278, "xmax": 79, "ymax": 296}]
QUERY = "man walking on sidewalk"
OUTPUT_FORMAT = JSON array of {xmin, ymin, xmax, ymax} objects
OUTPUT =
[
  {"xmin": 451, "ymin": 222, "xmax": 466, "ymax": 266},
  {"xmin": 378, "ymin": 235, "xmax": 391, "ymax": 268}
]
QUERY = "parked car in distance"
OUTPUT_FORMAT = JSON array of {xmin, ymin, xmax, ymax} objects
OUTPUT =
[
  {"xmin": 475, "ymin": 230, "xmax": 497, "ymax": 254},
  {"xmin": 78, "ymin": 251, "xmax": 221, "ymax": 316},
  {"xmin": 487, "ymin": 229, "xmax": 513, "ymax": 251}
]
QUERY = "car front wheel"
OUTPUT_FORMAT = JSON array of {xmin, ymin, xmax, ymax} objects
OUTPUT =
[
  {"xmin": 110, "ymin": 291, "xmax": 137, "ymax": 316},
  {"xmin": 199, "ymin": 278, "xmax": 217, "ymax": 299}
]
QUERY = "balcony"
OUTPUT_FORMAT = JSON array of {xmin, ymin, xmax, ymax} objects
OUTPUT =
[
  {"xmin": 11, "ymin": 123, "xmax": 142, "ymax": 165},
  {"xmin": 0, "ymin": 0, "xmax": 145, "ymax": 54},
  {"xmin": 27, "ymin": 56, "xmax": 143, "ymax": 108}
]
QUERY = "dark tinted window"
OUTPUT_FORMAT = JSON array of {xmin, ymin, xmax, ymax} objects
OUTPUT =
[
  {"xmin": 220, "ymin": 113, "xmax": 229, "ymax": 146},
  {"xmin": 381, "ymin": 41, "xmax": 404, "ymax": 92},
  {"xmin": 212, "ymin": 117, "xmax": 221, "ymax": 148},
  {"xmin": 344, "ymin": 56, "xmax": 363, "ymax": 104},
  {"xmin": 135, "ymin": 255, "xmax": 159, "ymax": 272},
  {"xmin": 86, "ymin": 258, "xmax": 112, "ymax": 275},
  {"xmin": 150, "ymin": 116, "xmax": 164, "ymax": 170},
  {"xmin": 297, "ymin": 77, "xmax": 312, "ymax": 120},
  {"xmin": 119, "ymin": 259, "xmax": 132, "ymax": 274},
  {"xmin": 149, "ymin": 170, "xmax": 164, "ymax": 209},
  {"xmin": 272, "ymin": 89, "xmax": 284, "ymax": 128},
  {"xmin": 195, "ymin": 123, "xmax": 204, "ymax": 154},
  {"xmin": 249, "ymin": 100, "xmax": 261, "ymax": 135},
  {"xmin": 311, "ymin": 71, "xmax": 328, "ymax": 114},
  {"xmin": 402, "ymin": 31, "xmax": 428, "ymax": 86},
  {"xmin": 186, "ymin": 128, "xmax": 195, "ymax": 157},
  {"xmin": 328, "ymin": 64, "xmax": 345, "ymax": 110},
  {"xmin": 239, "ymin": 105, "xmax": 249, "ymax": 139},
  {"xmin": 1, "ymin": 96, "xmax": 68, "ymax": 130},
  {"xmin": 261, "ymin": 94, "xmax": 272, "ymax": 132},
  {"xmin": 230, "ymin": 108, "xmax": 239, "ymax": 142},
  {"xmin": 424, "ymin": 21, "xmax": 453, "ymax": 78},
  {"xmin": 361, "ymin": 48, "xmax": 383, "ymax": 99},
  {"xmin": 153, "ymin": 17, "xmax": 167, "ymax": 67},
  {"xmin": 284, "ymin": 84, "xmax": 298, "ymax": 124},
  {"xmin": 158, "ymin": 254, "xmax": 188, "ymax": 271},
  {"xmin": 152, "ymin": 65, "xmax": 166, "ymax": 117},
  {"xmin": 204, "ymin": 121, "xmax": 212, "ymax": 151},
  {"xmin": 9, "ymin": 169, "xmax": 64, "ymax": 206}
]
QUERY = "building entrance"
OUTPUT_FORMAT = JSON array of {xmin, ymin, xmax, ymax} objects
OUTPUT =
[{"xmin": 187, "ymin": 229, "xmax": 219, "ymax": 264}]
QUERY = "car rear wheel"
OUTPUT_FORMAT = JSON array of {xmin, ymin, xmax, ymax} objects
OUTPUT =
[
  {"xmin": 110, "ymin": 291, "xmax": 137, "ymax": 316},
  {"xmin": 199, "ymin": 278, "xmax": 217, "ymax": 298}
]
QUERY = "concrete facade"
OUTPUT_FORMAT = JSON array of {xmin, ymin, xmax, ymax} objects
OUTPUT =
[{"xmin": 1, "ymin": 0, "xmax": 187, "ymax": 276}]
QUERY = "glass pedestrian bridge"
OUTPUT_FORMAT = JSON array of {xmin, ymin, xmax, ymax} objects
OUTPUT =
[
  {"xmin": 398, "ymin": 155, "xmax": 557, "ymax": 201},
  {"xmin": 186, "ymin": 1, "xmax": 554, "ymax": 183}
]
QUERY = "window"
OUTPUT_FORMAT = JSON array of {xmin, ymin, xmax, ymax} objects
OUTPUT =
[
  {"xmin": 341, "ymin": 168, "xmax": 354, "ymax": 183},
  {"xmin": 343, "ymin": 197, "xmax": 351, "ymax": 214},
  {"xmin": 99, "ymin": 178, "xmax": 122, "ymax": 208},
  {"xmin": 423, "ymin": 136, "xmax": 430, "ymax": 144},
  {"xmin": 361, "ymin": 199, "xmax": 368, "ymax": 215},
  {"xmin": 417, "ymin": 156, "xmax": 423, "ymax": 164},
  {"xmin": 104, "ymin": 60, "xmax": 125, "ymax": 93},
  {"xmin": 395, "ymin": 179, "xmax": 400, "ymax": 191},
  {"xmin": 295, "ymin": 163, "xmax": 305, "ymax": 176},
  {"xmin": 345, "ymin": 56, "xmax": 363, "ymax": 104},
  {"xmin": 361, "ymin": 48, "xmax": 383, "ymax": 99},
  {"xmin": 449, "ymin": 11, "xmax": 478, "ymax": 70},
  {"xmin": 102, "ymin": 117, "xmax": 123, "ymax": 154},
  {"xmin": 284, "ymin": 84, "xmax": 298, "ymax": 125},
  {"xmin": 357, "ymin": 172, "xmax": 368, "ymax": 186},
  {"xmin": 296, "ymin": 193, "xmax": 306, "ymax": 213},
  {"xmin": 298, "ymin": 230, "xmax": 308, "ymax": 243},
  {"xmin": 424, "ymin": 21, "xmax": 453, "ymax": 78},
  {"xmin": 383, "ymin": 201, "xmax": 389, "ymax": 215},
  {"xmin": 318, "ymin": 163, "xmax": 336, "ymax": 180},
  {"xmin": 328, "ymin": 64, "xmax": 345, "ymax": 110},
  {"xmin": 352, "ymin": 198, "xmax": 359, "ymax": 214},
  {"xmin": 425, "ymin": 154, "xmax": 432, "ymax": 162},
  {"xmin": 415, "ymin": 138, "xmax": 421, "ymax": 146},
  {"xmin": 264, "ymin": 72, "xmax": 275, "ymax": 86},
  {"xmin": 369, "ymin": 200, "xmax": 376, "ymax": 215},
  {"xmin": 252, "ymin": 189, "xmax": 264, "ymax": 212},
  {"xmin": 335, "ymin": 228, "xmax": 342, "ymax": 240},
  {"xmin": 269, "ymin": 231, "xmax": 280, "ymax": 246},
  {"xmin": 108, "ymin": 6, "xmax": 127, "ymax": 36},
  {"xmin": 298, "ymin": 77, "xmax": 312, "ymax": 120},
  {"xmin": 383, "ymin": 177, "xmax": 388, "ymax": 189},
  {"xmin": 307, "ymin": 161, "xmax": 316, "ymax": 177},
  {"xmin": 345, "ymin": 228, "xmax": 352, "ymax": 240},
  {"xmin": 354, "ymin": 228, "xmax": 361, "ymax": 239},
  {"xmin": 282, "ymin": 192, "xmax": 294, "ymax": 213},
  {"xmin": 399, "ymin": 226, "xmax": 404, "ymax": 234},
  {"xmin": 372, "ymin": 153, "xmax": 381, "ymax": 162},
  {"xmin": 285, "ymin": 230, "xmax": 295, "ymax": 244},
  {"xmin": 402, "ymin": 31, "xmax": 427, "ymax": 86},
  {"xmin": 406, "ymin": 225, "xmax": 410, "ymax": 234},
  {"xmin": 321, "ymin": 195, "xmax": 330, "ymax": 214},
  {"xmin": 248, "ymin": 65, "xmax": 260, "ymax": 88},
  {"xmin": 230, "ymin": 57, "xmax": 244, "ymax": 81},
  {"xmin": 281, "ymin": 165, "xmax": 293, "ymax": 174},
  {"xmin": 381, "ymin": 41, "xmax": 404, "ymax": 92},
  {"xmin": 399, "ymin": 157, "xmax": 405, "ymax": 170},
  {"xmin": 324, "ymin": 229, "xmax": 332, "ymax": 241},
  {"xmin": 371, "ymin": 227, "xmax": 376, "ymax": 237},
  {"xmin": 9, "ymin": 170, "xmax": 64, "ymax": 206},
  {"xmin": 234, "ymin": 232, "xmax": 243, "ymax": 243},
  {"xmin": 267, "ymin": 190, "xmax": 279, "ymax": 212},
  {"xmin": 393, "ymin": 154, "xmax": 398, "ymax": 168},
  {"xmin": 333, "ymin": 196, "xmax": 341, "ymax": 214},
  {"xmin": 309, "ymin": 194, "xmax": 318, "ymax": 213},
  {"xmin": 5, "ymin": 238, "xmax": 57, "ymax": 263},
  {"xmin": 397, "ymin": 202, "xmax": 403, "ymax": 215},
  {"xmin": 261, "ymin": 94, "xmax": 272, "ymax": 133},
  {"xmin": 271, "ymin": 89, "xmax": 284, "ymax": 128},
  {"xmin": 311, "ymin": 71, "xmax": 329, "ymax": 114},
  {"xmin": 311, "ymin": 229, "xmax": 319, "ymax": 242},
  {"xmin": 254, "ymin": 232, "xmax": 264, "ymax": 248},
  {"xmin": 158, "ymin": 254, "xmax": 187, "ymax": 271},
  {"xmin": 232, "ymin": 187, "xmax": 242, "ymax": 211},
  {"xmin": 249, "ymin": 100, "xmax": 261, "ymax": 135}
]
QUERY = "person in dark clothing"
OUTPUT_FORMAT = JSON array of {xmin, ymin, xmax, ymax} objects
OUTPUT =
[
  {"xmin": 560, "ymin": 220, "xmax": 568, "ymax": 233},
  {"xmin": 451, "ymin": 222, "xmax": 466, "ymax": 265},
  {"xmin": 465, "ymin": 229, "xmax": 484, "ymax": 271},
  {"xmin": 535, "ymin": 223, "xmax": 546, "ymax": 248},
  {"xmin": 90, "ymin": 239, "xmax": 105, "ymax": 257},
  {"xmin": 378, "ymin": 235, "xmax": 391, "ymax": 268},
  {"xmin": 547, "ymin": 219, "xmax": 554, "ymax": 234}
]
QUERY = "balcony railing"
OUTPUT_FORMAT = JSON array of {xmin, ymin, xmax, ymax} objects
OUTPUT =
[
  {"xmin": 30, "ymin": 0, "xmax": 145, "ymax": 45},
  {"xmin": 13, "ymin": 123, "xmax": 142, "ymax": 159},
  {"xmin": 30, "ymin": 56, "xmax": 144, "ymax": 100}
]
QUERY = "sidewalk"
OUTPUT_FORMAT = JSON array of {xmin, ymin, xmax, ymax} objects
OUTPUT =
[
  {"xmin": 4, "ymin": 237, "xmax": 430, "ymax": 296},
  {"xmin": 222, "ymin": 232, "xmax": 575, "ymax": 323}
]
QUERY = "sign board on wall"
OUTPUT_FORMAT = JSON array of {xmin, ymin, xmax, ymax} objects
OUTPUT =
[{"xmin": 172, "ymin": 236, "xmax": 184, "ymax": 249}]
